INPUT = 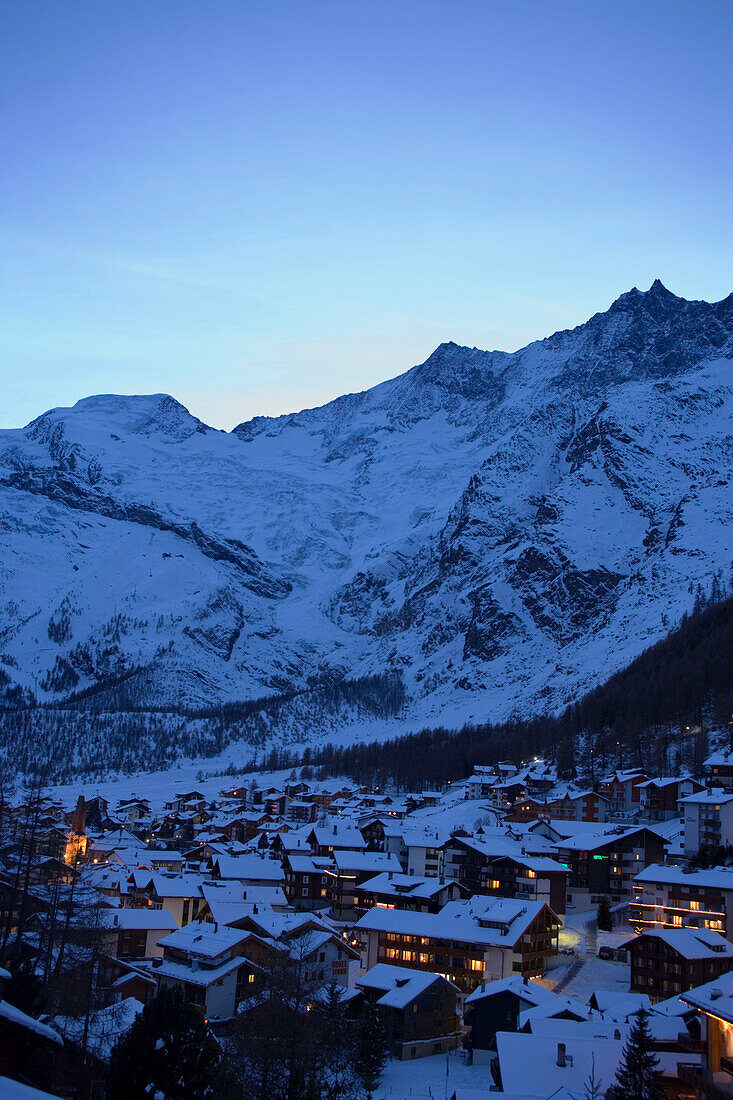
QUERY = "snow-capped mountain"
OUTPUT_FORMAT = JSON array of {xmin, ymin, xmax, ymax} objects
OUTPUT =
[{"xmin": 1, "ymin": 281, "xmax": 731, "ymax": 771}]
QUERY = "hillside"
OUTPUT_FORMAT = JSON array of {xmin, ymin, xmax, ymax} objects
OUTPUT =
[{"xmin": 0, "ymin": 280, "xmax": 731, "ymax": 776}]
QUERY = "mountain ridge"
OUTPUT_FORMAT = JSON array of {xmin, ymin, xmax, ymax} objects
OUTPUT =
[{"xmin": 0, "ymin": 281, "xmax": 731, "ymax": 775}]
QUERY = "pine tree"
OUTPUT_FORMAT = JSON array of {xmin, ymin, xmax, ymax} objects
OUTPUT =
[
  {"xmin": 596, "ymin": 894, "xmax": 613, "ymax": 932},
  {"xmin": 106, "ymin": 985, "xmax": 219, "ymax": 1100},
  {"xmin": 606, "ymin": 1009, "xmax": 665, "ymax": 1100}
]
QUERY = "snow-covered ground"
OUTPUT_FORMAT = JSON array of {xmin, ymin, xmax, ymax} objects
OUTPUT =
[{"xmin": 376, "ymin": 1050, "xmax": 494, "ymax": 1100}]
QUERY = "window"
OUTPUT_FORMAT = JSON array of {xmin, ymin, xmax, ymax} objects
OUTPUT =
[
  {"xmin": 671, "ymin": 915, "xmax": 682, "ymax": 927},
  {"xmin": 690, "ymin": 901, "xmax": 701, "ymax": 911},
  {"xmin": 490, "ymin": 880, "xmax": 500, "ymax": 890},
  {"xmin": 248, "ymin": 972, "xmax": 255, "ymax": 983},
  {"xmin": 303, "ymin": 875, "xmax": 310, "ymax": 884}
]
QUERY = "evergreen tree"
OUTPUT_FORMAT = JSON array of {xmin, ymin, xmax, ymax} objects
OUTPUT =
[
  {"xmin": 106, "ymin": 986, "xmax": 218, "ymax": 1100},
  {"xmin": 606, "ymin": 1009, "xmax": 665, "ymax": 1100},
  {"xmin": 351, "ymin": 998, "xmax": 389, "ymax": 1098},
  {"xmin": 596, "ymin": 894, "xmax": 613, "ymax": 932}
]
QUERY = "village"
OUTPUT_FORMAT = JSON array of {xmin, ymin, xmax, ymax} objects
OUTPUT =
[{"xmin": 2, "ymin": 749, "xmax": 733, "ymax": 1098}]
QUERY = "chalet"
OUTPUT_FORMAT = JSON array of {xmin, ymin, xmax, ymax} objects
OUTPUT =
[
  {"xmin": 198, "ymin": 880, "xmax": 289, "ymax": 925},
  {"xmin": 326, "ymin": 851, "xmax": 403, "ymax": 918},
  {"xmin": 553, "ymin": 824, "xmax": 667, "ymax": 910},
  {"xmin": 285, "ymin": 927, "xmax": 361, "ymax": 987},
  {"xmin": 354, "ymin": 871, "xmax": 468, "ymax": 914},
  {"xmin": 504, "ymin": 798, "xmax": 547, "ymax": 823},
  {"xmin": 116, "ymin": 798, "xmax": 151, "ymax": 825},
  {"xmin": 283, "ymin": 781, "xmax": 311, "ymax": 798},
  {"xmin": 384, "ymin": 826, "xmax": 451, "ymax": 877},
  {"xmin": 704, "ymin": 750, "xmax": 733, "ymax": 792},
  {"xmin": 97, "ymin": 955, "xmax": 157, "ymax": 1004},
  {"xmin": 124, "ymin": 870, "xmax": 203, "ymax": 927},
  {"xmin": 357, "ymin": 964, "xmax": 460, "ymax": 1059},
  {"xmin": 94, "ymin": 908, "xmax": 178, "ymax": 959},
  {"xmin": 282, "ymin": 854, "xmax": 332, "ymax": 909},
  {"xmin": 598, "ymin": 768, "xmax": 648, "ymax": 815},
  {"xmin": 631, "ymin": 864, "xmax": 733, "ymax": 939},
  {"xmin": 544, "ymin": 789, "xmax": 608, "ymax": 824},
  {"xmin": 622, "ymin": 928, "xmax": 733, "ymax": 1000},
  {"xmin": 209, "ymin": 854, "xmax": 284, "ymax": 889},
  {"xmin": 463, "ymin": 974, "xmax": 560, "ymax": 1063},
  {"xmin": 153, "ymin": 920, "xmax": 270, "ymax": 1021},
  {"xmin": 355, "ymin": 895, "xmax": 560, "ymax": 994},
  {"xmin": 307, "ymin": 824, "xmax": 368, "ymax": 857},
  {"xmin": 438, "ymin": 835, "xmax": 567, "ymax": 918},
  {"xmin": 637, "ymin": 777, "xmax": 705, "ymax": 821},
  {"xmin": 216, "ymin": 812, "xmax": 273, "ymax": 843}
]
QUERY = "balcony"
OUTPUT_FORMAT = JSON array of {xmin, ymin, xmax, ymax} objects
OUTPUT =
[
  {"xmin": 678, "ymin": 1032, "xmax": 706, "ymax": 1053},
  {"xmin": 678, "ymin": 1062, "xmax": 733, "ymax": 1098}
]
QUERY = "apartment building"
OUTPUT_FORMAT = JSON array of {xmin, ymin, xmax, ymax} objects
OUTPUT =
[
  {"xmin": 355, "ymin": 895, "xmax": 560, "ymax": 994},
  {"xmin": 631, "ymin": 864, "xmax": 733, "ymax": 938}
]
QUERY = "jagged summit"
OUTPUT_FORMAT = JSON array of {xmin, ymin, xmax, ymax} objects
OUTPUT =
[{"xmin": 0, "ymin": 283, "xmax": 731, "ymax": 776}]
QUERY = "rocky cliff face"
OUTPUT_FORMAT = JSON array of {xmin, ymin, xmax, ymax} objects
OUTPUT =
[{"xmin": 0, "ymin": 282, "xmax": 731, "ymax": 767}]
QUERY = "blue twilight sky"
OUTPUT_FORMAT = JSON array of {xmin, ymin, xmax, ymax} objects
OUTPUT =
[{"xmin": 1, "ymin": 0, "xmax": 731, "ymax": 429}]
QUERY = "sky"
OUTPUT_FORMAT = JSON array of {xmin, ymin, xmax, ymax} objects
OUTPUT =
[{"xmin": 1, "ymin": 0, "xmax": 731, "ymax": 429}]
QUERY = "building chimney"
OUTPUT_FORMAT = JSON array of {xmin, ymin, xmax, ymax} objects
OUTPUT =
[{"xmin": 557, "ymin": 1043, "xmax": 566, "ymax": 1068}]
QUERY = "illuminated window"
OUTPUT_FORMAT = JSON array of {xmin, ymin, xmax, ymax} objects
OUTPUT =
[
  {"xmin": 671, "ymin": 915, "xmax": 682, "ymax": 927},
  {"xmin": 490, "ymin": 880, "xmax": 500, "ymax": 890},
  {"xmin": 386, "ymin": 948, "xmax": 398, "ymax": 959},
  {"xmin": 689, "ymin": 901, "xmax": 701, "ymax": 911},
  {"xmin": 248, "ymin": 973, "xmax": 255, "ymax": 983},
  {"xmin": 469, "ymin": 959, "xmax": 483, "ymax": 971},
  {"xmin": 525, "ymin": 870, "xmax": 536, "ymax": 879}
]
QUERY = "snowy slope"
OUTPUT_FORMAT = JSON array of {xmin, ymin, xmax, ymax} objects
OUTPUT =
[{"xmin": 0, "ymin": 281, "xmax": 731, "ymax": 773}]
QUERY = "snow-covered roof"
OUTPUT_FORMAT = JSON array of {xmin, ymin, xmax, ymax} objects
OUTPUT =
[
  {"xmin": 154, "ymin": 955, "xmax": 247, "ymax": 987},
  {"xmin": 553, "ymin": 824, "xmax": 663, "ymax": 852},
  {"xmin": 356, "ymin": 895, "xmax": 554, "ymax": 948},
  {"xmin": 331, "ymin": 850, "xmax": 402, "ymax": 873},
  {"xmin": 357, "ymin": 963, "xmax": 457, "ymax": 1009},
  {"xmin": 98, "ymin": 909, "xmax": 178, "ymax": 932},
  {"xmin": 519, "ymin": 996, "xmax": 593, "ymax": 1029},
  {"xmin": 212, "ymin": 854, "xmax": 284, "ymax": 882},
  {"xmin": 681, "ymin": 970, "xmax": 733, "ymax": 1022},
  {"xmin": 623, "ymin": 927, "xmax": 733, "ymax": 960},
  {"xmin": 496, "ymin": 1033, "xmax": 624, "ymax": 1097},
  {"xmin": 159, "ymin": 919, "xmax": 248, "ymax": 958},
  {"xmin": 634, "ymin": 862, "xmax": 733, "ymax": 890},
  {"xmin": 357, "ymin": 872, "xmax": 458, "ymax": 899},
  {"xmin": 0, "ymin": 1078, "xmax": 63, "ymax": 1099},
  {"xmin": 679, "ymin": 788, "xmax": 733, "ymax": 806},
  {"xmin": 0, "ymin": 1000, "xmax": 62, "ymax": 1045},
  {"xmin": 465, "ymin": 974, "xmax": 558, "ymax": 1007}
]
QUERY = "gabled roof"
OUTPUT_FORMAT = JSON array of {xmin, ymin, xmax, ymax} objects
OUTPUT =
[
  {"xmin": 357, "ymin": 872, "xmax": 463, "ymax": 900},
  {"xmin": 212, "ymin": 854, "xmax": 284, "ymax": 882},
  {"xmin": 159, "ymin": 919, "xmax": 249, "ymax": 958},
  {"xmin": 356, "ymin": 895, "xmax": 557, "ymax": 948},
  {"xmin": 622, "ymin": 927, "xmax": 733, "ymax": 960},
  {"xmin": 465, "ymin": 974, "xmax": 558, "ymax": 1007},
  {"xmin": 357, "ymin": 963, "xmax": 457, "ymax": 1009}
]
